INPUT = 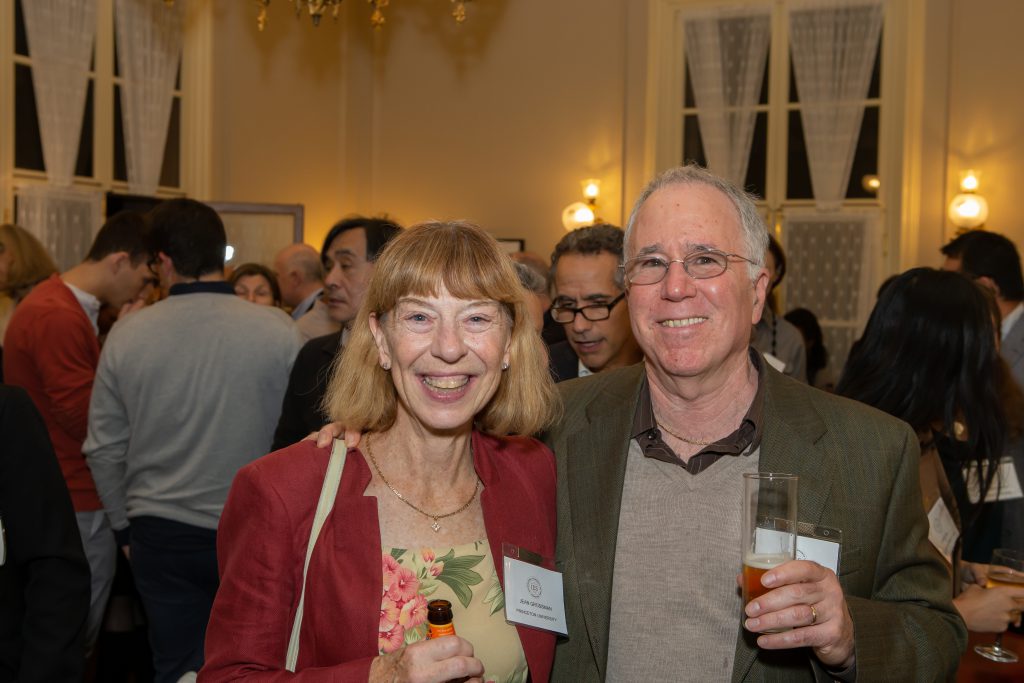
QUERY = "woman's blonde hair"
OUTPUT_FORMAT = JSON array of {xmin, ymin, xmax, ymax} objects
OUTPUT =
[
  {"xmin": 0, "ymin": 224, "xmax": 58, "ymax": 299},
  {"xmin": 324, "ymin": 220, "xmax": 560, "ymax": 436}
]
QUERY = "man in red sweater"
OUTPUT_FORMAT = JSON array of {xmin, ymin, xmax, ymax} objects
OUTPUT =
[{"xmin": 2, "ymin": 211, "xmax": 155, "ymax": 652}]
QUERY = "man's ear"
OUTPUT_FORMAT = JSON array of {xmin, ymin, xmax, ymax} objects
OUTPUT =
[
  {"xmin": 105, "ymin": 251, "xmax": 131, "ymax": 273},
  {"xmin": 751, "ymin": 268, "xmax": 770, "ymax": 324},
  {"xmin": 976, "ymin": 275, "xmax": 1002, "ymax": 299}
]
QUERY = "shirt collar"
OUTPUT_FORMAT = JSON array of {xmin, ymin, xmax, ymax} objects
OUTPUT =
[
  {"xmin": 62, "ymin": 279, "xmax": 102, "ymax": 335},
  {"xmin": 631, "ymin": 348, "xmax": 767, "ymax": 467},
  {"xmin": 293, "ymin": 288, "xmax": 323, "ymax": 319},
  {"xmin": 1002, "ymin": 302, "xmax": 1024, "ymax": 341},
  {"xmin": 577, "ymin": 358, "xmax": 593, "ymax": 378},
  {"xmin": 168, "ymin": 281, "xmax": 235, "ymax": 297}
]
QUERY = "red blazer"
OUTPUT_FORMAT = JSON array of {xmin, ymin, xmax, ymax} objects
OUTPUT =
[{"xmin": 200, "ymin": 432, "xmax": 557, "ymax": 682}]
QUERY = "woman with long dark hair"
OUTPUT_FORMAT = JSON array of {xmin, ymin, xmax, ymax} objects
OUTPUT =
[{"xmin": 837, "ymin": 267, "xmax": 1024, "ymax": 632}]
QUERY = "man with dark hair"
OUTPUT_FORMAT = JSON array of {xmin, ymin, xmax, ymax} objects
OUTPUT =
[
  {"xmin": 272, "ymin": 215, "xmax": 402, "ymax": 449},
  {"xmin": 84, "ymin": 198, "xmax": 301, "ymax": 682},
  {"xmin": 3, "ymin": 210, "xmax": 154, "ymax": 653},
  {"xmin": 547, "ymin": 224, "xmax": 642, "ymax": 382},
  {"xmin": 942, "ymin": 229, "xmax": 1024, "ymax": 552}
]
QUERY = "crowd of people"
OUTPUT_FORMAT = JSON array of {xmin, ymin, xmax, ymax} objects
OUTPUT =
[{"xmin": 1, "ymin": 163, "xmax": 1023, "ymax": 682}]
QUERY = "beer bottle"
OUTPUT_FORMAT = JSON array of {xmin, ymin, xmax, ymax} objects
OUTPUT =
[{"xmin": 426, "ymin": 599, "xmax": 456, "ymax": 639}]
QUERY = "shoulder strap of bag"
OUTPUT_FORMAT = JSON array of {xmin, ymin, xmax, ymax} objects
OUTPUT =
[{"xmin": 285, "ymin": 438, "xmax": 347, "ymax": 671}]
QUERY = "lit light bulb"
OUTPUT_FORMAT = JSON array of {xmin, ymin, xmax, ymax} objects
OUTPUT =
[
  {"xmin": 225, "ymin": 245, "xmax": 235, "ymax": 262},
  {"xmin": 562, "ymin": 201, "xmax": 596, "ymax": 231},
  {"xmin": 582, "ymin": 179, "xmax": 601, "ymax": 202},
  {"xmin": 948, "ymin": 193, "xmax": 989, "ymax": 228},
  {"xmin": 960, "ymin": 170, "xmax": 980, "ymax": 193}
]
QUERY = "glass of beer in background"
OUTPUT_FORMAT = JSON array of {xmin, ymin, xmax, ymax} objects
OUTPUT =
[
  {"xmin": 974, "ymin": 548, "xmax": 1024, "ymax": 663},
  {"xmin": 742, "ymin": 473, "xmax": 798, "ymax": 609}
]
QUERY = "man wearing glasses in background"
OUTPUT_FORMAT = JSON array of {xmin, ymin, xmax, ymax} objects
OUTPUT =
[{"xmin": 548, "ymin": 224, "xmax": 642, "ymax": 382}]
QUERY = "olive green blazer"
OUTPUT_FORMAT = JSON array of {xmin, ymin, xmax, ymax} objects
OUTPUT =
[{"xmin": 545, "ymin": 362, "xmax": 966, "ymax": 682}]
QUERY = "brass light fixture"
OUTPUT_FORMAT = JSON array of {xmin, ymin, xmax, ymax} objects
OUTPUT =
[
  {"xmin": 164, "ymin": 0, "xmax": 472, "ymax": 30},
  {"xmin": 248, "ymin": 0, "xmax": 472, "ymax": 30}
]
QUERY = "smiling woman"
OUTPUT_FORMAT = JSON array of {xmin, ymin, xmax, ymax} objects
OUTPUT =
[{"xmin": 201, "ymin": 221, "xmax": 561, "ymax": 683}]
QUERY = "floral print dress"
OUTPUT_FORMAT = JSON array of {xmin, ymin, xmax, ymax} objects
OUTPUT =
[{"xmin": 379, "ymin": 540, "xmax": 528, "ymax": 683}]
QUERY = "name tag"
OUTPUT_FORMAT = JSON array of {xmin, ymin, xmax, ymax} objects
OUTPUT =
[
  {"xmin": 964, "ymin": 457, "xmax": 1024, "ymax": 504},
  {"xmin": 927, "ymin": 498, "xmax": 959, "ymax": 565},
  {"xmin": 754, "ymin": 523, "xmax": 841, "ymax": 574},
  {"xmin": 502, "ymin": 548, "xmax": 567, "ymax": 635}
]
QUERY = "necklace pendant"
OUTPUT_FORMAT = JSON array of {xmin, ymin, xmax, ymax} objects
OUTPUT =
[{"xmin": 430, "ymin": 520, "xmax": 441, "ymax": 532}]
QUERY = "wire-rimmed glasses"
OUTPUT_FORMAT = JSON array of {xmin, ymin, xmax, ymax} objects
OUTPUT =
[
  {"xmin": 620, "ymin": 249, "xmax": 756, "ymax": 286},
  {"xmin": 550, "ymin": 293, "xmax": 625, "ymax": 323}
]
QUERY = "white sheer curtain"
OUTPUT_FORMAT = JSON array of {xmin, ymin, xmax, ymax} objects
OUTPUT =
[
  {"xmin": 789, "ymin": 0, "xmax": 883, "ymax": 210},
  {"xmin": 782, "ymin": 210, "xmax": 880, "ymax": 376},
  {"xmin": 115, "ymin": 0, "xmax": 183, "ymax": 195},
  {"xmin": 684, "ymin": 7, "xmax": 770, "ymax": 187},
  {"xmin": 21, "ymin": 0, "xmax": 97, "ymax": 187},
  {"xmin": 20, "ymin": 1, "xmax": 101, "ymax": 268},
  {"xmin": 15, "ymin": 185, "xmax": 103, "ymax": 271}
]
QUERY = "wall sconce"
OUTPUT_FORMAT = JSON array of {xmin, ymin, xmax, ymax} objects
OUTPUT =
[
  {"xmin": 562, "ymin": 178, "xmax": 602, "ymax": 231},
  {"xmin": 948, "ymin": 170, "xmax": 989, "ymax": 229}
]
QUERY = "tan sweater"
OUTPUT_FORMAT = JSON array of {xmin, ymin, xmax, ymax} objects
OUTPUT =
[{"xmin": 606, "ymin": 439, "xmax": 760, "ymax": 681}]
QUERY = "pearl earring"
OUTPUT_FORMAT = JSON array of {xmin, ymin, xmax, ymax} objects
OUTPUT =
[
  {"xmin": 381, "ymin": 361, "xmax": 391, "ymax": 370},
  {"xmin": 501, "ymin": 361, "xmax": 510, "ymax": 371}
]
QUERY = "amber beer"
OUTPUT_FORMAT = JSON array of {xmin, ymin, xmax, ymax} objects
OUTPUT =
[
  {"xmin": 742, "ymin": 473, "xmax": 798, "ymax": 614},
  {"xmin": 426, "ymin": 599, "xmax": 456, "ymax": 639},
  {"xmin": 987, "ymin": 569, "xmax": 1024, "ymax": 589},
  {"xmin": 742, "ymin": 555, "xmax": 791, "ymax": 603}
]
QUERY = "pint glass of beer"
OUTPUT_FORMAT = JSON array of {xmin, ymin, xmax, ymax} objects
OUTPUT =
[{"xmin": 742, "ymin": 472, "xmax": 798, "ymax": 606}]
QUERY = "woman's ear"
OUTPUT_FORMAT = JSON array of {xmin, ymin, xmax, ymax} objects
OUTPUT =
[{"xmin": 369, "ymin": 313, "xmax": 392, "ymax": 370}]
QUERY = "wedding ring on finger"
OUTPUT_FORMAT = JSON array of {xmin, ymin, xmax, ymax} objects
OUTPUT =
[{"xmin": 808, "ymin": 604, "xmax": 818, "ymax": 626}]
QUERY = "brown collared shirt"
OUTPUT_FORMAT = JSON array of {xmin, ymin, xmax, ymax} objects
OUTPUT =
[{"xmin": 632, "ymin": 349, "xmax": 767, "ymax": 474}]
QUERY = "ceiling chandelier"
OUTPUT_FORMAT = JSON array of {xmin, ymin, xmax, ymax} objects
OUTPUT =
[{"xmin": 246, "ymin": 1, "xmax": 474, "ymax": 30}]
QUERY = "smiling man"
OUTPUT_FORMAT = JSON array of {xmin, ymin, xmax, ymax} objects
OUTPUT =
[
  {"xmin": 546, "ymin": 165, "xmax": 965, "ymax": 681},
  {"xmin": 548, "ymin": 224, "xmax": 641, "ymax": 382}
]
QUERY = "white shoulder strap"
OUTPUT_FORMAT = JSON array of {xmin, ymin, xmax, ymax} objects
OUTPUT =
[{"xmin": 285, "ymin": 438, "xmax": 347, "ymax": 672}]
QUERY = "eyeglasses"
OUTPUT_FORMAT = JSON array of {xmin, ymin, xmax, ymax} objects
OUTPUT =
[
  {"xmin": 620, "ymin": 249, "xmax": 756, "ymax": 286},
  {"xmin": 551, "ymin": 292, "xmax": 625, "ymax": 323}
]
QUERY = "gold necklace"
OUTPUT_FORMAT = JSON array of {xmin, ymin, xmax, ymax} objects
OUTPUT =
[
  {"xmin": 363, "ymin": 435, "xmax": 479, "ymax": 533},
  {"xmin": 655, "ymin": 419, "xmax": 714, "ymax": 447}
]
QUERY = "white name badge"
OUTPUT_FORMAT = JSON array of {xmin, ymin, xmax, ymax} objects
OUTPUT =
[
  {"xmin": 964, "ymin": 456, "xmax": 1024, "ymax": 504},
  {"xmin": 927, "ymin": 498, "xmax": 959, "ymax": 565},
  {"xmin": 753, "ymin": 523, "xmax": 841, "ymax": 574},
  {"xmin": 503, "ymin": 556, "xmax": 568, "ymax": 635}
]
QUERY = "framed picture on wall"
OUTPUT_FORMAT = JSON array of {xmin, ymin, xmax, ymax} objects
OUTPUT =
[{"xmin": 206, "ymin": 202, "xmax": 304, "ymax": 268}]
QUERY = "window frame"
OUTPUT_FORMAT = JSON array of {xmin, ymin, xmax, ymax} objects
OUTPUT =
[
  {"xmin": 645, "ymin": 0, "xmax": 913, "ymax": 277},
  {"xmin": 0, "ymin": 0, "xmax": 212, "ymax": 222}
]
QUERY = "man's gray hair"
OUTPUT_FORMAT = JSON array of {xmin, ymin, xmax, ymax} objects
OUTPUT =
[
  {"xmin": 624, "ymin": 165, "xmax": 768, "ymax": 280},
  {"xmin": 513, "ymin": 260, "xmax": 547, "ymax": 296},
  {"xmin": 549, "ymin": 223, "xmax": 626, "ymax": 291}
]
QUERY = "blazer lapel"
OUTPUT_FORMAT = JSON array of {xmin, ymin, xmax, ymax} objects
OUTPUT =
[
  {"xmin": 475, "ymin": 433, "xmax": 554, "ymax": 682},
  {"xmin": 315, "ymin": 448, "xmax": 380, "ymax": 662},
  {"xmin": 732, "ymin": 370, "xmax": 833, "ymax": 682},
  {"xmin": 564, "ymin": 366, "xmax": 644, "ymax": 679}
]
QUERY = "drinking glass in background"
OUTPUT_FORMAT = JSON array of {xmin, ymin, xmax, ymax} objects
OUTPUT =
[
  {"xmin": 742, "ymin": 472, "xmax": 798, "ymax": 607},
  {"xmin": 974, "ymin": 548, "xmax": 1024, "ymax": 663}
]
